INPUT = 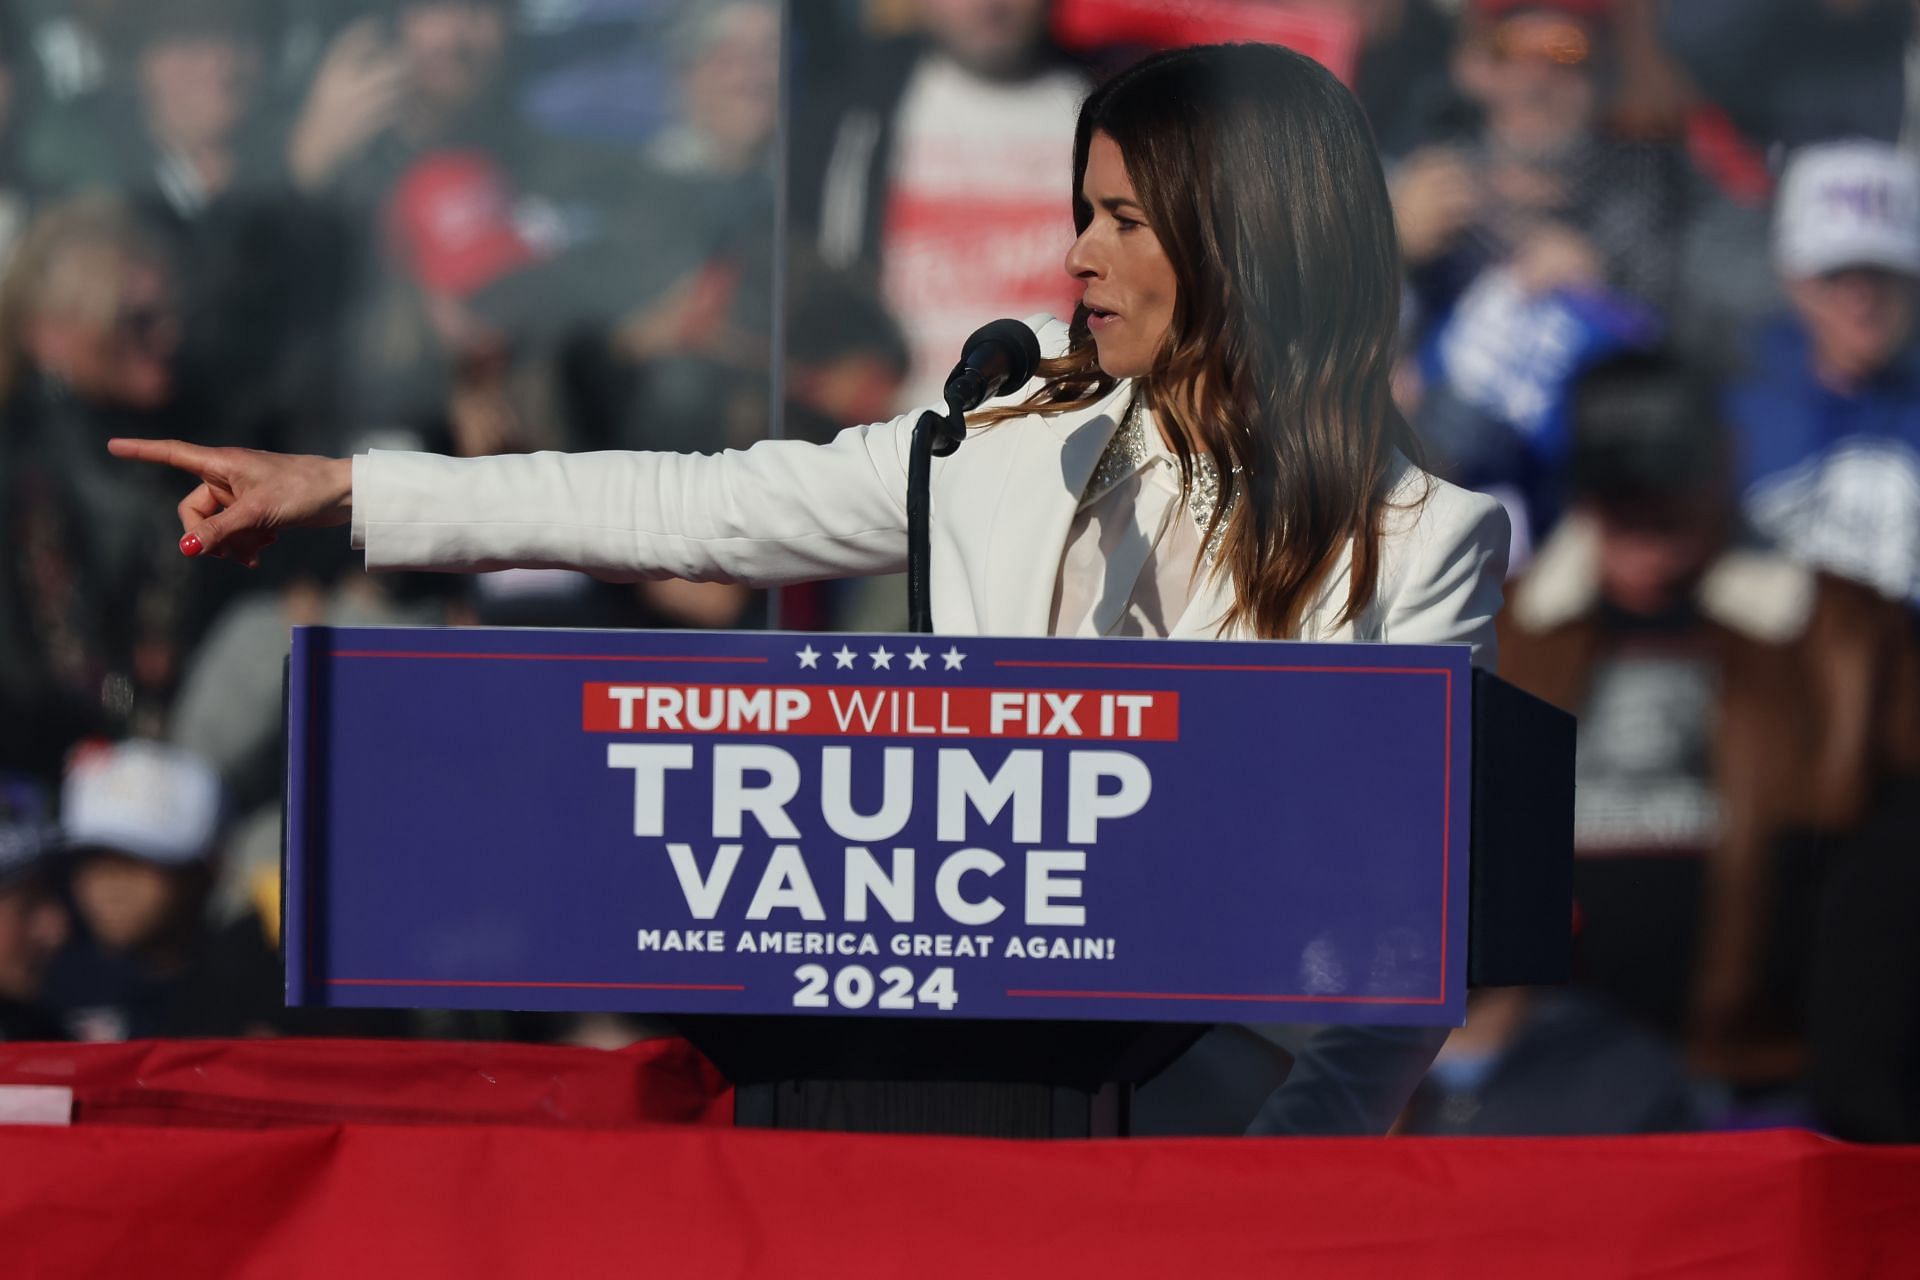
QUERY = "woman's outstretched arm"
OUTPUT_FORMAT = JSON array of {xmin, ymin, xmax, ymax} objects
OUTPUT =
[
  {"xmin": 109, "ymin": 415, "xmax": 918, "ymax": 585},
  {"xmin": 347, "ymin": 420, "xmax": 914, "ymax": 584}
]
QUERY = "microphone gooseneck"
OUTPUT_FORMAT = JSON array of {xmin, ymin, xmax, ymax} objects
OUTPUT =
[{"xmin": 909, "ymin": 318, "xmax": 1043, "ymax": 631}]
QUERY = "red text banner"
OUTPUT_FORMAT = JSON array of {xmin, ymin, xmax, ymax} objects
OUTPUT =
[{"xmin": 581, "ymin": 682, "xmax": 1181, "ymax": 742}]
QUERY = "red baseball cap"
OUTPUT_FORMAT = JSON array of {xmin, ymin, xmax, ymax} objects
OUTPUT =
[{"xmin": 386, "ymin": 150, "xmax": 543, "ymax": 298}]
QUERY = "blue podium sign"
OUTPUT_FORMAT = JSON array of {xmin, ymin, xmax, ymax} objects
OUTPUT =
[{"xmin": 286, "ymin": 626, "xmax": 1472, "ymax": 1025}]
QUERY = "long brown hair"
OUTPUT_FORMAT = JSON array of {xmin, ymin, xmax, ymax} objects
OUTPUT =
[{"xmin": 986, "ymin": 43, "xmax": 1423, "ymax": 638}]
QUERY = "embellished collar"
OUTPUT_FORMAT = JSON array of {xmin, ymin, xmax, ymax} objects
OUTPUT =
[{"xmin": 1078, "ymin": 393, "xmax": 1239, "ymax": 561}]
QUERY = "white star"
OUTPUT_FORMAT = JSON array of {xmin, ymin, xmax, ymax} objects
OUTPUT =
[
  {"xmin": 796, "ymin": 645, "xmax": 820, "ymax": 669},
  {"xmin": 905, "ymin": 646, "xmax": 930, "ymax": 670},
  {"xmin": 833, "ymin": 645, "xmax": 857, "ymax": 669},
  {"xmin": 869, "ymin": 645, "xmax": 894, "ymax": 670},
  {"xmin": 941, "ymin": 646, "xmax": 967, "ymax": 670}
]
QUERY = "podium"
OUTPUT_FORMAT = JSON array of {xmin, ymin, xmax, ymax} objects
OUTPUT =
[{"xmin": 285, "ymin": 627, "xmax": 1571, "ymax": 1137}]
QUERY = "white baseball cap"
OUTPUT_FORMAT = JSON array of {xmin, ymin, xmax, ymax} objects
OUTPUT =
[
  {"xmin": 60, "ymin": 740, "xmax": 222, "ymax": 866},
  {"xmin": 1775, "ymin": 140, "xmax": 1920, "ymax": 280}
]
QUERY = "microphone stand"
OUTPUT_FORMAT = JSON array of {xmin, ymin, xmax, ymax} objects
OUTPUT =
[
  {"xmin": 906, "ymin": 400, "xmax": 965, "ymax": 635},
  {"xmin": 904, "ymin": 321, "xmax": 1038, "ymax": 634}
]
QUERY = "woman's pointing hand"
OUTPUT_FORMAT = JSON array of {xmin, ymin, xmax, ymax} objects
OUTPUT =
[{"xmin": 106, "ymin": 439, "xmax": 354, "ymax": 568}]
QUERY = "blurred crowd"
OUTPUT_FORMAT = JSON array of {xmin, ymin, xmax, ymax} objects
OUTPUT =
[{"xmin": 2, "ymin": 0, "xmax": 1918, "ymax": 1144}]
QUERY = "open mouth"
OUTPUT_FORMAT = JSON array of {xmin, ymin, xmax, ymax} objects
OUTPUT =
[{"xmin": 1087, "ymin": 306, "xmax": 1121, "ymax": 329}]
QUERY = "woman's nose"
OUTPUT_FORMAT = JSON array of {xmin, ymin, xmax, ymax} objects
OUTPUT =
[{"xmin": 1064, "ymin": 228, "xmax": 1101, "ymax": 281}]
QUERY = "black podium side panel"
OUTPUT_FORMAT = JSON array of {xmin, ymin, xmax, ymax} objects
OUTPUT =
[
  {"xmin": 1469, "ymin": 669, "xmax": 1575, "ymax": 987},
  {"xmin": 671, "ymin": 1015, "xmax": 1207, "ymax": 1137},
  {"xmin": 672, "ymin": 1014, "xmax": 1202, "ymax": 1088}
]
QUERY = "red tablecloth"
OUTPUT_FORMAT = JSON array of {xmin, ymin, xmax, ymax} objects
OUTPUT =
[
  {"xmin": 0, "ymin": 1036, "xmax": 730, "ymax": 1128},
  {"xmin": 2, "ymin": 1040, "xmax": 1916, "ymax": 1278}
]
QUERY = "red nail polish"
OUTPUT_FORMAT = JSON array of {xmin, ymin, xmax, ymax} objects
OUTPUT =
[{"xmin": 179, "ymin": 533, "xmax": 202, "ymax": 557}]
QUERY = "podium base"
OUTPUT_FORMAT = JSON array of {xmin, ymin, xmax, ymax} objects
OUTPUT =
[{"xmin": 672, "ymin": 1015, "xmax": 1203, "ymax": 1138}]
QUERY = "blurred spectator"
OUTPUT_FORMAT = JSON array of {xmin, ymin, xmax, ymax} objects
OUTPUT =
[
  {"xmin": 1343, "ymin": 0, "xmax": 1470, "ymax": 163},
  {"xmin": 1661, "ymin": 0, "xmax": 1911, "ymax": 153},
  {"xmin": 770, "ymin": 263, "xmax": 912, "ymax": 631},
  {"xmin": 26, "ymin": 0, "xmax": 356, "ymax": 455},
  {"xmin": 157, "ymin": 586, "xmax": 458, "ymax": 1040},
  {"xmin": 1400, "ymin": 988, "xmax": 1699, "ymax": 1135},
  {"xmin": 569, "ymin": 250, "xmax": 904, "ymax": 462},
  {"xmin": 283, "ymin": 2, "xmax": 586, "ymax": 451},
  {"xmin": 1727, "ymin": 140, "xmax": 1920, "ymax": 610},
  {"xmin": 371, "ymin": 147, "xmax": 555, "ymax": 444},
  {"xmin": 555, "ymin": 0, "xmax": 782, "ymax": 447},
  {"xmin": 38, "ymin": 741, "xmax": 243, "ymax": 1040},
  {"xmin": 384, "ymin": 2, "xmax": 784, "ymax": 625},
  {"xmin": 40, "ymin": 739, "xmax": 295, "ymax": 1041},
  {"xmin": 281, "ymin": 11, "xmax": 409, "ymax": 198},
  {"xmin": 784, "ymin": 262, "xmax": 912, "ymax": 444},
  {"xmin": 287, "ymin": 1, "xmax": 517, "ymax": 201},
  {"xmin": 792, "ymin": 0, "xmax": 1089, "ymax": 407},
  {"xmin": 0, "ymin": 782, "xmax": 67, "ymax": 1042},
  {"xmin": 648, "ymin": 0, "xmax": 779, "ymax": 182},
  {"xmin": 1498, "ymin": 352, "xmax": 1920, "ymax": 1094},
  {"xmin": 1399, "ymin": 0, "xmax": 1688, "ymax": 310},
  {"xmin": 787, "ymin": 0, "xmax": 1087, "ymax": 629},
  {"xmin": 619, "ymin": 0, "xmax": 781, "ymax": 359},
  {"xmin": 0, "ymin": 197, "xmax": 231, "ymax": 782},
  {"xmin": 171, "ymin": 578, "xmax": 444, "ymax": 819},
  {"xmin": 0, "ymin": 4, "xmax": 377, "ymax": 481},
  {"xmin": 556, "ymin": 251, "xmax": 906, "ymax": 630},
  {"xmin": 30, "ymin": 0, "xmax": 272, "ymax": 212},
  {"xmin": 1396, "ymin": 0, "xmax": 1686, "ymax": 556}
]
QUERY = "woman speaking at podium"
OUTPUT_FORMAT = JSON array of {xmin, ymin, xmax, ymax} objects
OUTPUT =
[{"xmin": 110, "ymin": 44, "xmax": 1509, "ymax": 1136}]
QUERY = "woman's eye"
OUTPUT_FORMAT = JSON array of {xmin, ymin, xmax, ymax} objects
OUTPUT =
[{"xmin": 1115, "ymin": 216, "xmax": 1142, "ymax": 232}]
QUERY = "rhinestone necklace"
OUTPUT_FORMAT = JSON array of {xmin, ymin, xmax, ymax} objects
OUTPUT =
[{"xmin": 1080, "ymin": 393, "xmax": 1240, "ymax": 562}]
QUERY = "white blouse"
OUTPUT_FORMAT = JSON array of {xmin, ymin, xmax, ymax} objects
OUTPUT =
[{"xmin": 1047, "ymin": 396, "xmax": 1229, "ymax": 639}]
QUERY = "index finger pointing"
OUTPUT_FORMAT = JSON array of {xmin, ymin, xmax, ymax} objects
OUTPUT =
[{"xmin": 107, "ymin": 437, "xmax": 221, "ymax": 476}]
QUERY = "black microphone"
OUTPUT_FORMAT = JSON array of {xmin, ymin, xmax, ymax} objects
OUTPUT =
[
  {"xmin": 943, "ymin": 318, "xmax": 1044, "ymax": 415},
  {"xmin": 910, "ymin": 319, "xmax": 1042, "ymax": 628}
]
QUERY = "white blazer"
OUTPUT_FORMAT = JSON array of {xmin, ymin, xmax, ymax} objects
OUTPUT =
[{"xmin": 350, "ymin": 318, "xmax": 1510, "ymax": 667}]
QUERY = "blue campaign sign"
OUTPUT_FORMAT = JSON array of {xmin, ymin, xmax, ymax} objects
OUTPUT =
[{"xmin": 286, "ymin": 626, "xmax": 1472, "ymax": 1026}]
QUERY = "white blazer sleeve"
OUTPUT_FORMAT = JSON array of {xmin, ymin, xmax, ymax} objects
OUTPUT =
[
  {"xmin": 1377, "ymin": 483, "xmax": 1512, "ymax": 670},
  {"xmin": 349, "ymin": 414, "xmax": 916, "ymax": 586}
]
